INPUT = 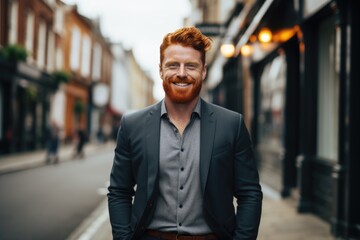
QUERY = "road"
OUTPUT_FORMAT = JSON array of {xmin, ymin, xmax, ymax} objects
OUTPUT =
[{"xmin": 0, "ymin": 149, "xmax": 114, "ymax": 240}]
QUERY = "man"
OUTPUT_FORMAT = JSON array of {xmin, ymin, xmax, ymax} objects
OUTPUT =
[{"xmin": 108, "ymin": 26, "xmax": 262, "ymax": 240}]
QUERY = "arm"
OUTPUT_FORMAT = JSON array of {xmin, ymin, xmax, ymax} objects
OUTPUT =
[
  {"xmin": 233, "ymin": 115, "xmax": 263, "ymax": 240},
  {"xmin": 107, "ymin": 116, "xmax": 135, "ymax": 240}
]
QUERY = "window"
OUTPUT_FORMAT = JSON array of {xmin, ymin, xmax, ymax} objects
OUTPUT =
[
  {"xmin": 47, "ymin": 30, "xmax": 55, "ymax": 71},
  {"xmin": 316, "ymin": 15, "xmax": 339, "ymax": 161},
  {"xmin": 303, "ymin": 0, "xmax": 330, "ymax": 17},
  {"xmin": 258, "ymin": 54, "xmax": 287, "ymax": 150},
  {"xmin": 80, "ymin": 34, "xmax": 91, "ymax": 77},
  {"xmin": 8, "ymin": 0, "xmax": 18, "ymax": 44},
  {"xmin": 37, "ymin": 20, "xmax": 46, "ymax": 68},
  {"xmin": 54, "ymin": 7, "xmax": 63, "ymax": 35},
  {"xmin": 92, "ymin": 43, "xmax": 102, "ymax": 81},
  {"xmin": 70, "ymin": 26, "xmax": 81, "ymax": 71},
  {"xmin": 25, "ymin": 10, "xmax": 34, "ymax": 57},
  {"xmin": 55, "ymin": 47, "xmax": 63, "ymax": 70}
]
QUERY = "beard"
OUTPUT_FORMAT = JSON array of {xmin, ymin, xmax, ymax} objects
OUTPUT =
[{"xmin": 162, "ymin": 75, "xmax": 202, "ymax": 104}]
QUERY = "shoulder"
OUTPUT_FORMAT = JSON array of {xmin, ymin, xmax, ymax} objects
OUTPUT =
[{"xmin": 122, "ymin": 101, "xmax": 162, "ymax": 124}]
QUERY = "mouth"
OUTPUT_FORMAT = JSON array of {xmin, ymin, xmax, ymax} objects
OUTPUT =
[{"xmin": 173, "ymin": 82, "xmax": 191, "ymax": 87}]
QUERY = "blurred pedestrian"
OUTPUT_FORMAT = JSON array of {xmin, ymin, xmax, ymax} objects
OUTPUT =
[
  {"xmin": 108, "ymin": 26, "xmax": 262, "ymax": 240},
  {"xmin": 72, "ymin": 124, "xmax": 87, "ymax": 159},
  {"xmin": 45, "ymin": 120, "xmax": 61, "ymax": 164}
]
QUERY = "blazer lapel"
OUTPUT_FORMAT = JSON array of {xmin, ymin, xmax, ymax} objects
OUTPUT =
[
  {"xmin": 145, "ymin": 101, "xmax": 162, "ymax": 199},
  {"xmin": 200, "ymin": 100, "xmax": 216, "ymax": 193}
]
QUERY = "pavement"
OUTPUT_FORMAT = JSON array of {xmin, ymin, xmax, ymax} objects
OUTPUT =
[{"xmin": 0, "ymin": 142, "xmax": 336, "ymax": 240}]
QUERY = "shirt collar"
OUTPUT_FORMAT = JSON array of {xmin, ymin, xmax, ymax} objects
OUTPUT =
[{"xmin": 160, "ymin": 98, "xmax": 201, "ymax": 118}]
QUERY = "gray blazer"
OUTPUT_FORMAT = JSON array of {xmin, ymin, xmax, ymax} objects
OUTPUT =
[{"xmin": 108, "ymin": 99, "xmax": 262, "ymax": 240}]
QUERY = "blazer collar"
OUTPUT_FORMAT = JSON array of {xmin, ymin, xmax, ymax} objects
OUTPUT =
[
  {"xmin": 199, "ymin": 99, "xmax": 216, "ymax": 193},
  {"xmin": 145, "ymin": 101, "xmax": 162, "ymax": 198}
]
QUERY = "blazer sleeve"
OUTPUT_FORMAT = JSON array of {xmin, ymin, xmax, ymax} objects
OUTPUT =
[
  {"xmin": 233, "ymin": 115, "xmax": 263, "ymax": 240},
  {"xmin": 107, "ymin": 115, "xmax": 135, "ymax": 240}
]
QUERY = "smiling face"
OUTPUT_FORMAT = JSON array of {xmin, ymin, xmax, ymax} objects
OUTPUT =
[{"xmin": 160, "ymin": 44, "xmax": 207, "ymax": 104}]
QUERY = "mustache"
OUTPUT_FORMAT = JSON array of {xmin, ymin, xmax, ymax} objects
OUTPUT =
[{"xmin": 169, "ymin": 75, "xmax": 192, "ymax": 83}]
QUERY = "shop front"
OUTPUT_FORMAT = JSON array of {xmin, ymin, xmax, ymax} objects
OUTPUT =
[{"xmin": 0, "ymin": 60, "xmax": 56, "ymax": 154}]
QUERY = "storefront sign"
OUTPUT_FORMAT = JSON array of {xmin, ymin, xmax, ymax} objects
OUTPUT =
[{"xmin": 195, "ymin": 23, "xmax": 225, "ymax": 37}]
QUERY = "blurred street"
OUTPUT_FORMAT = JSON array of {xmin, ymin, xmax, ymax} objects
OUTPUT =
[
  {"xmin": 0, "ymin": 141, "xmax": 114, "ymax": 240},
  {"xmin": 0, "ymin": 141, "xmax": 335, "ymax": 240},
  {"xmin": 1, "ymin": 0, "xmax": 359, "ymax": 238}
]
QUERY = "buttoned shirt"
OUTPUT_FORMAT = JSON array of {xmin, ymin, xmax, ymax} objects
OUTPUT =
[{"xmin": 148, "ymin": 100, "xmax": 212, "ymax": 234}]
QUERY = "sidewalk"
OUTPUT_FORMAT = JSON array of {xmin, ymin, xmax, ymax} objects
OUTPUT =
[
  {"xmin": 0, "ymin": 145, "xmax": 336, "ymax": 240},
  {"xmin": 0, "ymin": 141, "xmax": 115, "ymax": 175}
]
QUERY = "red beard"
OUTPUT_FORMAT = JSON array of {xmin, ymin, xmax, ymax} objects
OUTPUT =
[{"xmin": 162, "ymin": 76, "xmax": 202, "ymax": 104}]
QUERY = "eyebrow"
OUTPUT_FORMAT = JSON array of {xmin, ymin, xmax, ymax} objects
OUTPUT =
[{"xmin": 164, "ymin": 61, "xmax": 201, "ymax": 67}]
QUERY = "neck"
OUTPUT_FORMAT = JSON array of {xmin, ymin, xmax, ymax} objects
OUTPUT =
[{"xmin": 164, "ymin": 96, "xmax": 199, "ymax": 122}]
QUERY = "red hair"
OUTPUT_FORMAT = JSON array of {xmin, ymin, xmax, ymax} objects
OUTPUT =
[{"xmin": 160, "ymin": 26, "xmax": 212, "ymax": 66}]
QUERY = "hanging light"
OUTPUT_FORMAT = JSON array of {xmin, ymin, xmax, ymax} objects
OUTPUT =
[
  {"xmin": 220, "ymin": 43, "xmax": 235, "ymax": 58},
  {"xmin": 240, "ymin": 44, "xmax": 253, "ymax": 56},
  {"xmin": 258, "ymin": 28, "xmax": 272, "ymax": 43}
]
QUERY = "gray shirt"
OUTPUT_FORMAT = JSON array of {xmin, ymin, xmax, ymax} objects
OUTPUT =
[{"xmin": 148, "ymin": 100, "xmax": 212, "ymax": 234}]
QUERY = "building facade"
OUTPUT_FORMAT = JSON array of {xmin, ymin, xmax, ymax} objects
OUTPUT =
[
  {"xmin": 0, "ymin": 0, "xmax": 58, "ymax": 154},
  {"xmin": 126, "ymin": 49, "xmax": 155, "ymax": 110},
  {"xmin": 0, "ymin": 0, "xmax": 116, "ymax": 154},
  {"xmin": 192, "ymin": 0, "xmax": 360, "ymax": 239}
]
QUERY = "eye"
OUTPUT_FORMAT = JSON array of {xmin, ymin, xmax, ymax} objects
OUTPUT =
[
  {"xmin": 186, "ymin": 64, "xmax": 197, "ymax": 70},
  {"xmin": 166, "ymin": 63, "xmax": 178, "ymax": 70}
]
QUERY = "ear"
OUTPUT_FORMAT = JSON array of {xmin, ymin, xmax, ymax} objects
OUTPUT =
[
  {"xmin": 201, "ymin": 64, "xmax": 207, "ymax": 81},
  {"xmin": 159, "ymin": 64, "xmax": 163, "ymax": 79}
]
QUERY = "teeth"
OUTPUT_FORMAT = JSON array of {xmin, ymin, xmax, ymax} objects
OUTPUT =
[{"xmin": 174, "ymin": 83, "xmax": 189, "ymax": 86}]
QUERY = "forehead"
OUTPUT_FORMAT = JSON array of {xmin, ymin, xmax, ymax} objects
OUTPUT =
[{"xmin": 163, "ymin": 44, "xmax": 202, "ymax": 62}]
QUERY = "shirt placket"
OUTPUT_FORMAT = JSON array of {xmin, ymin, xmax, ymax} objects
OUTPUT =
[{"xmin": 177, "ymin": 132, "xmax": 186, "ymax": 230}]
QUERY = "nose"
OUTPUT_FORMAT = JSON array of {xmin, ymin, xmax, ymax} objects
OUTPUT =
[{"xmin": 176, "ymin": 66, "xmax": 187, "ymax": 78}]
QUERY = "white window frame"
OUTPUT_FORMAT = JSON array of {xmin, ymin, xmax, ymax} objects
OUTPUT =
[
  {"xmin": 36, "ymin": 20, "xmax": 47, "ymax": 68},
  {"xmin": 80, "ymin": 34, "xmax": 91, "ymax": 77},
  {"xmin": 8, "ymin": 0, "xmax": 18, "ymax": 44},
  {"xmin": 54, "ymin": 7, "xmax": 64, "ymax": 35},
  {"xmin": 70, "ymin": 26, "xmax": 81, "ymax": 71},
  {"xmin": 92, "ymin": 43, "xmax": 102, "ymax": 81},
  {"xmin": 25, "ymin": 9, "xmax": 35, "ymax": 58},
  {"xmin": 47, "ymin": 30, "xmax": 55, "ymax": 71}
]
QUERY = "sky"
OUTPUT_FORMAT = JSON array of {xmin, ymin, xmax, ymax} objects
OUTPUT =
[{"xmin": 62, "ymin": 0, "xmax": 191, "ymax": 100}]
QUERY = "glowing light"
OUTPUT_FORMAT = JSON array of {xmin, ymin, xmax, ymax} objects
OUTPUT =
[
  {"xmin": 220, "ymin": 43, "xmax": 235, "ymax": 58},
  {"xmin": 240, "ymin": 44, "xmax": 253, "ymax": 56},
  {"xmin": 258, "ymin": 28, "xmax": 272, "ymax": 43}
]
